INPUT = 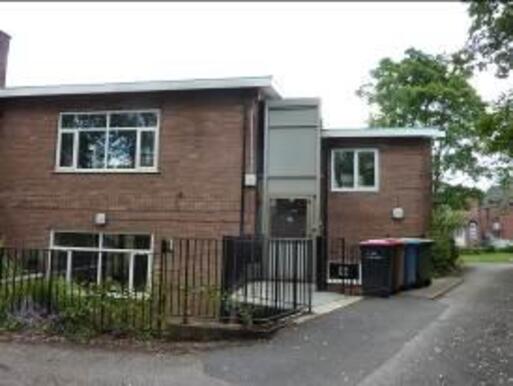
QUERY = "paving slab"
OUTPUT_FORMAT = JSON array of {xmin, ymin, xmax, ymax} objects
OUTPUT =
[{"xmin": 294, "ymin": 292, "xmax": 363, "ymax": 324}]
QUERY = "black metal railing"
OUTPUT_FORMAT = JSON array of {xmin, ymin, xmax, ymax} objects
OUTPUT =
[
  {"xmin": 0, "ymin": 237, "xmax": 314, "ymax": 335},
  {"xmin": 221, "ymin": 237, "xmax": 313, "ymax": 324},
  {"xmin": 317, "ymin": 237, "xmax": 361, "ymax": 295}
]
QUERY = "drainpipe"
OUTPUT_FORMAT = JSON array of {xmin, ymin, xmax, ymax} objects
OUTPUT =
[
  {"xmin": 0, "ymin": 31, "xmax": 10, "ymax": 88},
  {"xmin": 239, "ymin": 99, "xmax": 249, "ymax": 236}
]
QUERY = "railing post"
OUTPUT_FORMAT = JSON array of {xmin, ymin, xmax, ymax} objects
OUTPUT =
[
  {"xmin": 46, "ymin": 250, "xmax": 52, "ymax": 315},
  {"xmin": 293, "ymin": 240, "xmax": 298, "ymax": 310},
  {"xmin": 273, "ymin": 239, "xmax": 279, "ymax": 311},
  {"xmin": 158, "ymin": 246, "xmax": 165, "ymax": 333},
  {"xmin": 308, "ymin": 239, "xmax": 313, "ymax": 313},
  {"xmin": 182, "ymin": 239, "xmax": 190, "ymax": 325}
]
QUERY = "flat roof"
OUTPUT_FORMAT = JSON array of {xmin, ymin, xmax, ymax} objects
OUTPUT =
[
  {"xmin": 322, "ymin": 127, "xmax": 444, "ymax": 139},
  {"xmin": 0, "ymin": 75, "xmax": 281, "ymax": 99}
]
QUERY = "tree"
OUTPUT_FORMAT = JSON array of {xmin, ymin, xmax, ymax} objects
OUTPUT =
[
  {"xmin": 357, "ymin": 48, "xmax": 486, "ymax": 196},
  {"xmin": 467, "ymin": 1, "xmax": 513, "ymax": 78},
  {"xmin": 467, "ymin": 2, "xmax": 513, "ymax": 183},
  {"xmin": 436, "ymin": 182, "xmax": 484, "ymax": 211}
]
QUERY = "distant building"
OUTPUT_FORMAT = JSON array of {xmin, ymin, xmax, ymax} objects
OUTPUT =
[{"xmin": 455, "ymin": 185, "xmax": 513, "ymax": 248}]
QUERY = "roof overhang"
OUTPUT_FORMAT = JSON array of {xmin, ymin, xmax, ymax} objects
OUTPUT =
[
  {"xmin": 322, "ymin": 127, "xmax": 444, "ymax": 139},
  {"xmin": 0, "ymin": 75, "xmax": 281, "ymax": 99}
]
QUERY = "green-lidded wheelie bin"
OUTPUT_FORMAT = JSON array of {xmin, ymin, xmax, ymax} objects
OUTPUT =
[
  {"xmin": 360, "ymin": 239, "xmax": 404, "ymax": 297},
  {"xmin": 400, "ymin": 238, "xmax": 433, "ymax": 288},
  {"xmin": 417, "ymin": 239, "xmax": 434, "ymax": 287},
  {"xmin": 401, "ymin": 238, "xmax": 421, "ymax": 290}
]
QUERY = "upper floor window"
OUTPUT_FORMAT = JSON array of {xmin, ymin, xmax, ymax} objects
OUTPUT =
[
  {"xmin": 56, "ymin": 110, "xmax": 159, "ymax": 172},
  {"xmin": 331, "ymin": 148, "xmax": 379, "ymax": 192}
]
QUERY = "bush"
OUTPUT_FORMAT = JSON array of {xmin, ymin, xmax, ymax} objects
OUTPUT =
[
  {"xmin": 0, "ymin": 275, "xmax": 155, "ymax": 341},
  {"xmin": 502, "ymin": 245, "xmax": 513, "ymax": 253},
  {"xmin": 429, "ymin": 205, "xmax": 466, "ymax": 275},
  {"xmin": 459, "ymin": 245, "xmax": 513, "ymax": 255},
  {"xmin": 458, "ymin": 247, "xmax": 484, "ymax": 255}
]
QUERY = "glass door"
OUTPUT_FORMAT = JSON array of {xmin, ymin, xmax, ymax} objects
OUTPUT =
[{"xmin": 269, "ymin": 198, "xmax": 311, "ymax": 238}]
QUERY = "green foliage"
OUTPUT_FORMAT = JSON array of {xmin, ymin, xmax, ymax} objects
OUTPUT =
[
  {"xmin": 475, "ymin": 91, "xmax": 513, "ymax": 184},
  {"xmin": 0, "ymin": 273, "xmax": 156, "ymax": 341},
  {"xmin": 466, "ymin": 2, "xmax": 513, "ymax": 181},
  {"xmin": 458, "ymin": 247, "xmax": 484, "ymax": 255},
  {"xmin": 467, "ymin": 1, "xmax": 513, "ymax": 78},
  {"xmin": 429, "ymin": 205, "xmax": 466, "ymax": 274},
  {"xmin": 436, "ymin": 183, "xmax": 484, "ymax": 210},
  {"xmin": 460, "ymin": 251, "xmax": 513, "ymax": 264},
  {"xmin": 357, "ymin": 48, "xmax": 486, "ymax": 194}
]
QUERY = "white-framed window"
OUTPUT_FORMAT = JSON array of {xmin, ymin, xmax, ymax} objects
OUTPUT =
[
  {"xmin": 56, "ymin": 110, "xmax": 160, "ymax": 173},
  {"xmin": 49, "ymin": 231, "xmax": 153, "ymax": 293},
  {"xmin": 331, "ymin": 148, "xmax": 379, "ymax": 192}
]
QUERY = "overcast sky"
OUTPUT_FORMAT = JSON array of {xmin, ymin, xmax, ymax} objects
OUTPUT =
[{"xmin": 0, "ymin": 1, "xmax": 509, "ymax": 130}]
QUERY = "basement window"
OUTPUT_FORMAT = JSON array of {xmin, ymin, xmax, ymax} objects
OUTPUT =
[
  {"xmin": 56, "ymin": 110, "xmax": 159, "ymax": 173},
  {"xmin": 331, "ymin": 148, "xmax": 379, "ymax": 192},
  {"xmin": 50, "ymin": 231, "xmax": 153, "ymax": 293}
]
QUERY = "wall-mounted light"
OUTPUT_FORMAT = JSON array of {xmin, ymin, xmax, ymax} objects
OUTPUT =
[
  {"xmin": 391, "ymin": 207, "xmax": 405, "ymax": 220},
  {"xmin": 94, "ymin": 212, "xmax": 107, "ymax": 226}
]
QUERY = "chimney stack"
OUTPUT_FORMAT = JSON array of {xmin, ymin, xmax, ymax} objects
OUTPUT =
[{"xmin": 0, "ymin": 31, "xmax": 11, "ymax": 88}]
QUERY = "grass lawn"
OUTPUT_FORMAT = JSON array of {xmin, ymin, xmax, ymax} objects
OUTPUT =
[{"xmin": 460, "ymin": 252, "xmax": 513, "ymax": 263}]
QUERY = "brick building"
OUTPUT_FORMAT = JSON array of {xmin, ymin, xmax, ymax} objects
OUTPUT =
[
  {"xmin": 0, "ymin": 31, "xmax": 442, "ymax": 292},
  {"xmin": 455, "ymin": 187, "xmax": 513, "ymax": 248}
]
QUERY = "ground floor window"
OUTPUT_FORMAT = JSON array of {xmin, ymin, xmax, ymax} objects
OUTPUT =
[{"xmin": 50, "ymin": 231, "xmax": 153, "ymax": 293}]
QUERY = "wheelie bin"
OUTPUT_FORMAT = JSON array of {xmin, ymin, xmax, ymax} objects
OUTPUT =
[
  {"xmin": 360, "ymin": 239, "xmax": 404, "ymax": 297},
  {"xmin": 417, "ymin": 239, "xmax": 434, "ymax": 287},
  {"xmin": 400, "ymin": 238, "xmax": 433, "ymax": 288},
  {"xmin": 401, "ymin": 238, "xmax": 420, "ymax": 289}
]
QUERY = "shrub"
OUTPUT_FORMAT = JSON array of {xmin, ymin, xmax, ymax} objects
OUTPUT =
[
  {"xmin": 0, "ymin": 274, "xmax": 156, "ymax": 341},
  {"xmin": 502, "ymin": 245, "xmax": 513, "ymax": 253},
  {"xmin": 458, "ymin": 247, "xmax": 483, "ymax": 255},
  {"xmin": 429, "ymin": 205, "xmax": 466, "ymax": 275}
]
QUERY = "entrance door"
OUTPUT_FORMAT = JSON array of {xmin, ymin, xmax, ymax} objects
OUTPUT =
[
  {"xmin": 270, "ymin": 198, "xmax": 310, "ymax": 238},
  {"xmin": 267, "ymin": 198, "xmax": 313, "ymax": 283}
]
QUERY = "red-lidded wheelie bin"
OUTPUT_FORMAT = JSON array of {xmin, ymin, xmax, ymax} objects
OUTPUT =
[{"xmin": 360, "ymin": 239, "xmax": 404, "ymax": 297}]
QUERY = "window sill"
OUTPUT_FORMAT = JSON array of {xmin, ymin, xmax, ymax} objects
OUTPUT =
[
  {"xmin": 331, "ymin": 188, "xmax": 379, "ymax": 193},
  {"xmin": 53, "ymin": 169, "xmax": 160, "ymax": 175}
]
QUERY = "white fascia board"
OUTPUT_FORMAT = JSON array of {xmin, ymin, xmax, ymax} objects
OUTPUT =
[
  {"xmin": 0, "ymin": 75, "xmax": 281, "ymax": 99},
  {"xmin": 322, "ymin": 127, "xmax": 445, "ymax": 139}
]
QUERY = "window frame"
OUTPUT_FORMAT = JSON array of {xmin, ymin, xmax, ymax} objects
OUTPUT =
[
  {"xmin": 55, "ymin": 109, "xmax": 160, "ymax": 173},
  {"xmin": 330, "ymin": 148, "xmax": 379, "ymax": 192},
  {"xmin": 49, "ymin": 230, "xmax": 154, "ymax": 293}
]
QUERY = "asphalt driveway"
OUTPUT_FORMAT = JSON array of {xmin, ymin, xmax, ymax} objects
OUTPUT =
[{"xmin": 0, "ymin": 263, "xmax": 510, "ymax": 386}]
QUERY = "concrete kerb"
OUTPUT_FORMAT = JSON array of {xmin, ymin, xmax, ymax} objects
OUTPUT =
[
  {"xmin": 401, "ymin": 276, "xmax": 464, "ymax": 301},
  {"xmin": 294, "ymin": 296, "xmax": 363, "ymax": 325}
]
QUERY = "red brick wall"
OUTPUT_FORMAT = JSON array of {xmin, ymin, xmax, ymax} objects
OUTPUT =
[
  {"xmin": 325, "ymin": 137, "xmax": 433, "ymax": 248},
  {"xmin": 0, "ymin": 89, "xmax": 259, "ymax": 249},
  {"xmin": 476, "ymin": 205, "xmax": 513, "ymax": 241}
]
